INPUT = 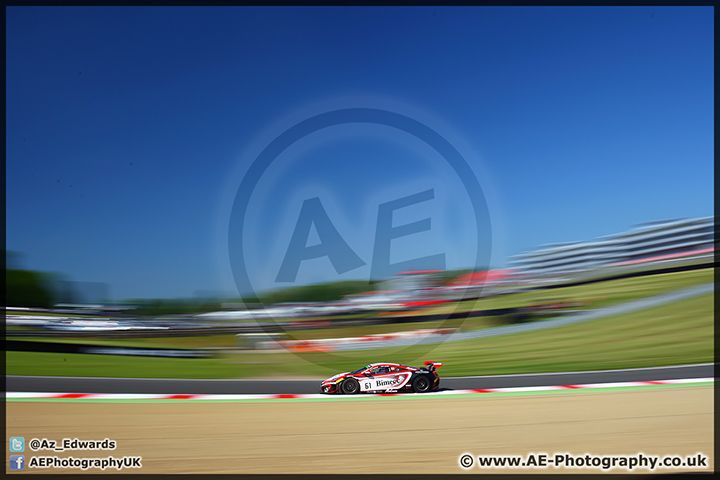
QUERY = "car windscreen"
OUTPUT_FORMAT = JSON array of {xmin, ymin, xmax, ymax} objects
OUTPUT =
[{"xmin": 350, "ymin": 365, "xmax": 372, "ymax": 375}]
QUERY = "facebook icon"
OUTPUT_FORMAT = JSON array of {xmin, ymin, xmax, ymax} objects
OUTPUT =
[{"xmin": 10, "ymin": 455, "xmax": 25, "ymax": 470}]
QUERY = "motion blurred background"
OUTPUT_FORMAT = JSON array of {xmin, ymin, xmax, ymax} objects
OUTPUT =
[{"xmin": 6, "ymin": 6, "xmax": 713, "ymax": 378}]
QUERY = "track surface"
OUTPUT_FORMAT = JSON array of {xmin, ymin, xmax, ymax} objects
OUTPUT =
[
  {"xmin": 7, "ymin": 387, "xmax": 714, "ymax": 474},
  {"xmin": 6, "ymin": 363, "xmax": 712, "ymax": 395}
]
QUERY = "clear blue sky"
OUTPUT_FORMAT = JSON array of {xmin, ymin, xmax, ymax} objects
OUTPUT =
[{"xmin": 6, "ymin": 6, "xmax": 714, "ymax": 301}]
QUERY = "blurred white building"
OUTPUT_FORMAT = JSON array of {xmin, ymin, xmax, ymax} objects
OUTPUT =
[{"xmin": 509, "ymin": 216, "xmax": 714, "ymax": 278}]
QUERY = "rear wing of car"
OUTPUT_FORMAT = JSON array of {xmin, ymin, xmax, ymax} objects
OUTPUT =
[{"xmin": 424, "ymin": 361, "xmax": 443, "ymax": 371}]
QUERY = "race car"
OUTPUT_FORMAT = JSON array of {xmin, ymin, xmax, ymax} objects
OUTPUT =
[{"xmin": 321, "ymin": 361, "xmax": 443, "ymax": 394}]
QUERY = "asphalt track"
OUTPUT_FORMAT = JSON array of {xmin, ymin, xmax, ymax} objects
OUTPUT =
[{"xmin": 6, "ymin": 363, "xmax": 713, "ymax": 395}]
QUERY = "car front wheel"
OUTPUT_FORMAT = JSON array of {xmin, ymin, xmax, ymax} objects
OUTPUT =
[{"xmin": 342, "ymin": 378, "xmax": 360, "ymax": 394}]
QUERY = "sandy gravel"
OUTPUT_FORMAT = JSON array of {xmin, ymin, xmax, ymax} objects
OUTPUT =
[{"xmin": 6, "ymin": 386, "xmax": 713, "ymax": 474}]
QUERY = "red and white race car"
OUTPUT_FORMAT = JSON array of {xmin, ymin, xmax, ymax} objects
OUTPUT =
[{"xmin": 321, "ymin": 361, "xmax": 443, "ymax": 394}]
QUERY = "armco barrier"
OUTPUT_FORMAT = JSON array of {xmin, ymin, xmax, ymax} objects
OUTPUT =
[{"xmin": 5, "ymin": 340, "xmax": 211, "ymax": 358}]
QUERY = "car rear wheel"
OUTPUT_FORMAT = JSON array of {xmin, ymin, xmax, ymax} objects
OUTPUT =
[
  {"xmin": 412, "ymin": 375, "xmax": 432, "ymax": 393},
  {"xmin": 342, "ymin": 378, "xmax": 360, "ymax": 394}
]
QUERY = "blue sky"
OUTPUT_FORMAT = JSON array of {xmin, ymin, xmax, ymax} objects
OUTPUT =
[{"xmin": 6, "ymin": 6, "xmax": 714, "ymax": 300}]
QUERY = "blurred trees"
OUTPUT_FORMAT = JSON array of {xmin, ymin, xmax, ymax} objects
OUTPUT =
[
  {"xmin": 5, "ymin": 251, "xmax": 56, "ymax": 308},
  {"xmin": 129, "ymin": 298, "xmax": 223, "ymax": 316},
  {"xmin": 259, "ymin": 280, "xmax": 378, "ymax": 305},
  {"xmin": 5, "ymin": 249, "xmax": 487, "ymax": 313}
]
